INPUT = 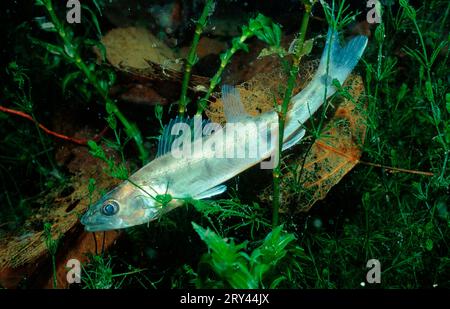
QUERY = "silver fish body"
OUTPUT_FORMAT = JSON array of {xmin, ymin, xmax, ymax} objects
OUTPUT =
[{"xmin": 81, "ymin": 29, "xmax": 368, "ymax": 232}]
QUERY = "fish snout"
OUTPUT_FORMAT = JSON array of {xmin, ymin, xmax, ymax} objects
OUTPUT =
[{"xmin": 80, "ymin": 205, "xmax": 122, "ymax": 232}]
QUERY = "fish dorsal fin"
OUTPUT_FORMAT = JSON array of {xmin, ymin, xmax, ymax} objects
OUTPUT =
[
  {"xmin": 157, "ymin": 117, "xmax": 181, "ymax": 157},
  {"xmin": 157, "ymin": 116, "xmax": 210, "ymax": 157},
  {"xmin": 221, "ymin": 85, "xmax": 248, "ymax": 122}
]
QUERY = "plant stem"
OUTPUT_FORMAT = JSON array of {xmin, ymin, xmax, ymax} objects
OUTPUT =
[
  {"xmin": 51, "ymin": 254, "xmax": 57, "ymax": 288},
  {"xmin": 409, "ymin": 13, "xmax": 449, "ymax": 179},
  {"xmin": 196, "ymin": 34, "xmax": 251, "ymax": 115},
  {"xmin": 272, "ymin": 3, "xmax": 313, "ymax": 228},
  {"xmin": 43, "ymin": 0, "xmax": 148, "ymax": 163},
  {"xmin": 179, "ymin": 0, "xmax": 214, "ymax": 117},
  {"xmin": 196, "ymin": 13, "xmax": 283, "ymax": 114}
]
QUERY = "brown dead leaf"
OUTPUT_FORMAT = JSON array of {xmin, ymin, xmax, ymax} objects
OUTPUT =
[
  {"xmin": 293, "ymin": 75, "xmax": 366, "ymax": 211},
  {"xmin": 101, "ymin": 27, "xmax": 182, "ymax": 71},
  {"xmin": 206, "ymin": 58, "xmax": 318, "ymax": 124},
  {"xmin": 100, "ymin": 27, "xmax": 211, "ymax": 93},
  {"xmin": 254, "ymin": 76, "xmax": 366, "ymax": 212}
]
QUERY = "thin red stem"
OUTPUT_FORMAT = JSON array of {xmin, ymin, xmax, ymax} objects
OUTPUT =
[{"xmin": 0, "ymin": 105, "xmax": 108, "ymax": 146}]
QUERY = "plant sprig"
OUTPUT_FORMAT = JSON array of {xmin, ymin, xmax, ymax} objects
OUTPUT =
[
  {"xmin": 178, "ymin": 0, "xmax": 215, "ymax": 117},
  {"xmin": 196, "ymin": 14, "xmax": 285, "ymax": 114},
  {"xmin": 272, "ymin": 1, "xmax": 317, "ymax": 227},
  {"xmin": 34, "ymin": 0, "xmax": 148, "ymax": 163}
]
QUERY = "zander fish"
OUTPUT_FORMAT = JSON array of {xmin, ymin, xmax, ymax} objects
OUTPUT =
[{"xmin": 81, "ymin": 29, "xmax": 368, "ymax": 232}]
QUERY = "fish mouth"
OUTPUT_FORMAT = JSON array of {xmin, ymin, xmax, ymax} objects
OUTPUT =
[{"xmin": 80, "ymin": 209, "xmax": 123, "ymax": 232}]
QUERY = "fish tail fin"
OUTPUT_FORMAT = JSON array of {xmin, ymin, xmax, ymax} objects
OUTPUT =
[
  {"xmin": 315, "ymin": 29, "xmax": 368, "ymax": 88},
  {"xmin": 284, "ymin": 29, "xmax": 368, "ymax": 143}
]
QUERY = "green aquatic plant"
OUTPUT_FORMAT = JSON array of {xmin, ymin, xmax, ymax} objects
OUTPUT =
[
  {"xmin": 190, "ymin": 198, "xmax": 270, "ymax": 239},
  {"xmin": 399, "ymin": 0, "xmax": 449, "ymax": 179},
  {"xmin": 272, "ymin": 0, "xmax": 317, "ymax": 228},
  {"xmin": 0, "ymin": 61, "xmax": 66, "ymax": 227},
  {"xmin": 81, "ymin": 254, "xmax": 147, "ymax": 289},
  {"xmin": 33, "ymin": 0, "xmax": 148, "ymax": 163},
  {"xmin": 4, "ymin": 62, "xmax": 62, "ymax": 180},
  {"xmin": 43, "ymin": 222, "xmax": 59, "ymax": 288},
  {"xmin": 192, "ymin": 223, "xmax": 309, "ymax": 288},
  {"xmin": 196, "ymin": 14, "xmax": 286, "ymax": 114},
  {"xmin": 178, "ymin": 0, "xmax": 215, "ymax": 117},
  {"xmin": 88, "ymin": 140, "xmax": 129, "ymax": 180},
  {"xmin": 293, "ymin": 0, "xmax": 449, "ymax": 289}
]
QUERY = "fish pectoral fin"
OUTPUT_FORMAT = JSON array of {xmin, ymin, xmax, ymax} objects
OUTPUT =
[
  {"xmin": 282, "ymin": 129, "xmax": 306, "ymax": 151},
  {"xmin": 193, "ymin": 185, "xmax": 227, "ymax": 200},
  {"xmin": 221, "ymin": 85, "xmax": 249, "ymax": 122}
]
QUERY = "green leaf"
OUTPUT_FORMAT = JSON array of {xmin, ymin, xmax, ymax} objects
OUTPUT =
[
  {"xmin": 154, "ymin": 105, "xmax": 164, "ymax": 127},
  {"xmin": 78, "ymin": 83, "xmax": 92, "ymax": 101},
  {"xmin": 446, "ymin": 93, "xmax": 450, "ymax": 113},
  {"xmin": 445, "ymin": 123, "xmax": 450, "ymax": 144},
  {"xmin": 34, "ymin": 16, "xmax": 56, "ymax": 32},
  {"xmin": 88, "ymin": 178, "xmax": 96, "ymax": 195},
  {"xmin": 375, "ymin": 23, "xmax": 385, "ymax": 44},
  {"xmin": 396, "ymin": 83, "xmax": 408, "ymax": 105},
  {"xmin": 81, "ymin": 4, "xmax": 102, "ymax": 38},
  {"xmin": 269, "ymin": 276, "xmax": 286, "ymax": 288},
  {"xmin": 92, "ymin": 0, "xmax": 103, "ymax": 16},
  {"xmin": 62, "ymin": 71, "xmax": 81, "ymax": 94},
  {"xmin": 105, "ymin": 69, "xmax": 116, "ymax": 87},
  {"xmin": 425, "ymin": 81, "xmax": 435, "ymax": 103},
  {"xmin": 231, "ymin": 37, "xmax": 249, "ymax": 53},
  {"xmin": 84, "ymin": 39, "xmax": 107, "ymax": 61},
  {"xmin": 88, "ymin": 140, "xmax": 107, "ymax": 160},
  {"xmin": 300, "ymin": 39, "xmax": 314, "ymax": 57},
  {"xmin": 425, "ymin": 239, "xmax": 433, "ymax": 251},
  {"xmin": 402, "ymin": 46, "xmax": 425, "ymax": 67},
  {"xmin": 105, "ymin": 113, "xmax": 117, "ymax": 130},
  {"xmin": 289, "ymin": 38, "xmax": 314, "ymax": 58},
  {"xmin": 110, "ymin": 164, "xmax": 128, "ymax": 180},
  {"xmin": 273, "ymin": 23, "xmax": 282, "ymax": 46},
  {"xmin": 32, "ymin": 39, "xmax": 65, "ymax": 56},
  {"xmin": 399, "ymin": 0, "xmax": 416, "ymax": 20},
  {"xmin": 252, "ymin": 226, "xmax": 296, "ymax": 268},
  {"xmin": 192, "ymin": 222, "xmax": 256, "ymax": 289},
  {"xmin": 64, "ymin": 43, "xmax": 77, "ymax": 59},
  {"xmin": 98, "ymin": 79, "xmax": 109, "ymax": 95},
  {"xmin": 248, "ymin": 14, "xmax": 270, "ymax": 33},
  {"xmin": 258, "ymin": 46, "xmax": 287, "ymax": 59},
  {"xmin": 430, "ymin": 41, "xmax": 446, "ymax": 67},
  {"xmin": 251, "ymin": 18, "xmax": 282, "ymax": 48},
  {"xmin": 431, "ymin": 104, "xmax": 441, "ymax": 126}
]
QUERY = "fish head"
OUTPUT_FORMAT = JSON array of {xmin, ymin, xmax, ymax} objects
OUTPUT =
[{"xmin": 81, "ymin": 181, "xmax": 160, "ymax": 232}]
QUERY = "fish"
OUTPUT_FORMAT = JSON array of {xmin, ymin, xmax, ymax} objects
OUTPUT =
[{"xmin": 81, "ymin": 29, "xmax": 368, "ymax": 232}]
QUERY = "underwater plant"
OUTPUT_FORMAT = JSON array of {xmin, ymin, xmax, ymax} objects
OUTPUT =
[
  {"xmin": 33, "ymin": 0, "xmax": 149, "ymax": 163},
  {"xmin": 0, "ymin": 0, "xmax": 448, "ymax": 290}
]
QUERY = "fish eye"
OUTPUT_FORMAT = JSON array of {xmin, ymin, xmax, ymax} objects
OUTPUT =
[{"xmin": 102, "ymin": 200, "xmax": 120, "ymax": 216}]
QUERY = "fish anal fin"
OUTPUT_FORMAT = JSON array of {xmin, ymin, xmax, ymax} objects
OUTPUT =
[
  {"xmin": 193, "ymin": 185, "xmax": 227, "ymax": 200},
  {"xmin": 283, "ymin": 129, "xmax": 306, "ymax": 151}
]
